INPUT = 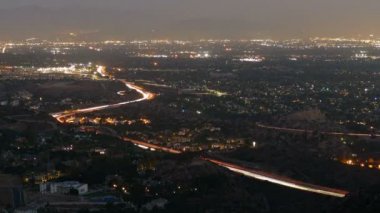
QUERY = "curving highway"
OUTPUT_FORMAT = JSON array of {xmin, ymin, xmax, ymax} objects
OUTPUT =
[{"xmin": 50, "ymin": 67, "xmax": 155, "ymax": 123}]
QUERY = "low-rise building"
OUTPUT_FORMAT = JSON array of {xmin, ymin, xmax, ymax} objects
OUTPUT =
[{"xmin": 40, "ymin": 181, "xmax": 88, "ymax": 195}]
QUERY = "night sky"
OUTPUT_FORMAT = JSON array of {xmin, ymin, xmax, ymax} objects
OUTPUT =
[{"xmin": 0, "ymin": 0, "xmax": 379, "ymax": 40}]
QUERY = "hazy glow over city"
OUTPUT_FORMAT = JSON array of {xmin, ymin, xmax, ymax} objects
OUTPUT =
[{"xmin": 0, "ymin": 0, "xmax": 379, "ymax": 40}]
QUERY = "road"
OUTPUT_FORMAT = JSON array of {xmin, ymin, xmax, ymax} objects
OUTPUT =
[
  {"xmin": 257, "ymin": 123, "xmax": 380, "ymax": 138},
  {"xmin": 51, "ymin": 80, "xmax": 154, "ymax": 123},
  {"xmin": 78, "ymin": 126, "xmax": 182, "ymax": 154},
  {"xmin": 203, "ymin": 157, "xmax": 348, "ymax": 198},
  {"xmin": 49, "ymin": 66, "xmax": 349, "ymax": 198},
  {"xmin": 122, "ymin": 137, "xmax": 182, "ymax": 154}
]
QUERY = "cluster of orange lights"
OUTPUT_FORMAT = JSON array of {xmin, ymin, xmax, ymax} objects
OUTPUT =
[
  {"xmin": 342, "ymin": 159, "xmax": 380, "ymax": 170},
  {"xmin": 58, "ymin": 116, "xmax": 151, "ymax": 126}
]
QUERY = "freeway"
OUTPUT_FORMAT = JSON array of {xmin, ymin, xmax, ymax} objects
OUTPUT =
[
  {"xmin": 77, "ymin": 126, "xmax": 182, "ymax": 154},
  {"xmin": 49, "ymin": 65, "xmax": 349, "ymax": 198},
  {"xmin": 50, "ymin": 78, "xmax": 154, "ymax": 123},
  {"xmin": 122, "ymin": 137, "xmax": 182, "ymax": 154},
  {"xmin": 257, "ymin": 123, "xmax": 380, "ymax": 138},
  {"xmin": 203, "ymin": 157, "xmax": 349, "ymax": 198}
]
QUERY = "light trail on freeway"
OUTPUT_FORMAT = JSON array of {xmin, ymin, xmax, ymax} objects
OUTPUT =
[
  {"xmin": 122, "ymin": 137, "xmax": 182, "ymax": 154},
  {"xmin": 257, "ymin": 123, "xmax": 380, "ymax": 138},
  {"xmin": 203, "ymin": 157, "xmax": 349, "ymax": 198},
  {"xmin": 49, "ymin": 65, "xmax": 349, "ymax": 198},
  {"xmin": 50, "ymin": 67, "xmax": 155, "ymax": 123}
]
